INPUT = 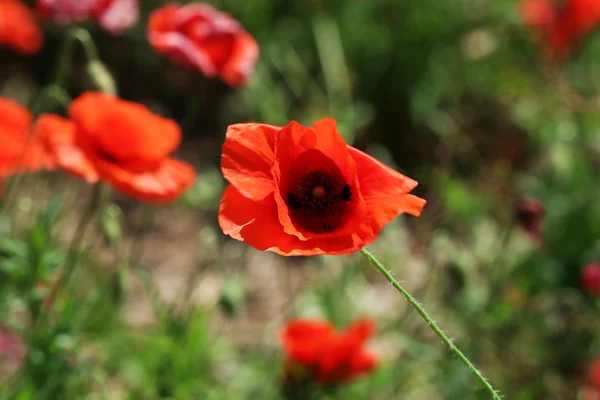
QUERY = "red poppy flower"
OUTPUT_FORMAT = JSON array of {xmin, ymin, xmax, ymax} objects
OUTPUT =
[
  {"xmin": 36, "ymin": 0, "xmax": 138, "ymax": 35},
  {"xmin": 582, "ymin": 262, "xmax": 600, "ymax": 296},
  {"xmin": 520, "ymin": 0, "xmax": 556, "ymax": 32},
  {"xmin": 218, "ymin": 118, "xmax": 426, "ymax": 256},
  {"xmin": 38, "ymin": 92, "xmax": 195, "ymax": 203},
  {"xmin": 280, "ymin": 319, "xmax": 378, "ymax": 385},
  {"xmin": 516, "ymin": 197, "xmax": 545, "ymax": 242},
  {"xmin": 0, "ymin": 0, "xmax": 43, "ymax": 54},
  {"xmin": 521, "ymin": 0, "xmax": 600, "ymax": 58},
  {"xmin": 0, "ymin": 97, "xmax": 53, "ymax": 176},
  {"xmin": 147, "ymin": 3, "xmax": 259, "ymax": 87},
  {"xmin": 590, "ymin": 358, "xmax": 600, "ymax": 388}
]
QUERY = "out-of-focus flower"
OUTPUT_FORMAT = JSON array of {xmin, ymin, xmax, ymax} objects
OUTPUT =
[
  {"xmin": 36, "ymin": 0, "xmax": 138, "ymax": 35},
  {"xmin": 516, "ymin": 197, "xmax": 545, "ymax": 241},
  {"xmin": 0, "ymin": 0, "xmax": 43, "ymax": 54},
  {"xmin": 218, "ymin": 118, "xmax": 425, "ymax": 256},
  {"xmin": 520, "ymin": 0, "xmax": 600, "ymax": 59},
  {"xmin": 280, "ymin": 319, "xmax": 378, "ymax": 385},
  {"xmin": 589, "ymin": 357, "xmax": 600, "ymax": 387},
  {"xmin": 581, "ymin": 262, "xmax": 600, "ymax": 296},
  {"xmin": 520, "ymin": 0, "xmax": 556, "ymax": 31},
  {"xmin": 0, "ymin": 326, "xmax": 26, "ymax": 363},
  {"xmin": 0, "ymin": 97, "xmax": 53, "ymax": 176},
  {"xmin": 147, "ymin": 3, "xmax": 259, "ymax": 87},
  {"xmin": 578, "ymin": 358, "xmax": 600, "ymax": 399},
  {"xmin": 37, "ymin": 92, "xmax": 196, "ymax": 203}
]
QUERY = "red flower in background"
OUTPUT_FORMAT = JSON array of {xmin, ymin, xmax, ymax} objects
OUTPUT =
[
  {"xmin": 148, "ymin": 3, "xmax": 259, "ymax": 87},
  {"xmin": 36, "ymin": 0, "xmax": 138, "ymax": 35},
  {"xmin": 590, "ymin": 357, "xmax": 600, "ymax": 387},
  {"xmin": 218, "ymin": 118, "xmax": 426, "ymax": 256},
  {"xmin": 516, "ymin": 197, "xmax": 545, "ymax": 242},
  {"xmin": 0, "ymin": 97, "xmax": 53, "ymax": 176},
  {"xmin": 520, "ymin": 0, "xmax": 556, "ymax": 31},
  {"xmin": 581, "ymin": 262, "xmax": 600, "ymax": 296},
  {"xmin": 0, "ymin": 326, "xmax": 26, "ymax": 362},
  {"xmin": 37, "ymin": 92, "xmax": 195, "ymax": 203},
  {"xmin": 280, "ymin": 319, "xmax": 378, "ymax": 385},
  {"xmin": 521, "ymin": 0, "xmax": 600, "ymax": 58},
  {"xmin": 0, "ymin": 0, "xmax": 43, "ymax": 54}
]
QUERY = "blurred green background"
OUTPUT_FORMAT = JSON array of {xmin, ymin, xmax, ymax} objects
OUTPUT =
[{"xmin": 1, "ymin": 0, "xmax": 600, "ymax": 399}]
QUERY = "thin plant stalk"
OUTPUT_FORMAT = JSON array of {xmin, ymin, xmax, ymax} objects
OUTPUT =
[
  {"xmin": 128, "ymin": 206, "xmax": 168, "ymax": 323},
  {"xmin": 360, "ymin": 247, "xmax": 502, "ymax": 400},
  {"xmin": 46, "ymin": 184, "xmax": 103, "ymax": 313}
]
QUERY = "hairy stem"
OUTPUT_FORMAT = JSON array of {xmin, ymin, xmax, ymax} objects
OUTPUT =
[{"xmin": 360, "ymin": 247, "xmax": 502, "ymax": 400}]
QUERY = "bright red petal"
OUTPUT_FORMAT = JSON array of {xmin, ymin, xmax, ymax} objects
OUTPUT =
[
  {"xmin": 98, "ymin": 157, "xmax": 195, "ymax": 203},
  {"xmin": 272, "ymin": 118, "xmax": 368, "ymax": 241},
  {"xmin": 32, "ymin": 114, "xmax": 99, "ymax": 182},
  {"xmin": 0, "ymin": 97, "xmax": 31, "ymax": 133},
  {"xmin": 348, "ymin": 146, "xmax": 426, "ymax": 230},
  {"xmin": 0, "ymin": 0, "xmax": 43, "ymax": 54},
  {"xmin": 0, "ymin": 100, "xmax": 50, "ymax": 176},
  {"xmin": 346, "ymin": 350, "xmax": 378, "ymax": 379},
  {"xmin": 69, "ymin": 92, "xmax": 181, "ymax": 162},
  {"xmin": 218, "ymin": 185, "xmax": 367, "ymax": 256},
  {"xmin": 280, "ymin": 320, "xmax": 336, "ymax": 366},
  {"xmin": 221, "ymin": 123, "xmax": 279, "ymax": 201},
  {"xmin": 343, "ymin": 318, "xmax": 375, "ymax": 345},
  {"xmin": 220, "ymin": 31, "xmax": 259, "ymax": 87}
]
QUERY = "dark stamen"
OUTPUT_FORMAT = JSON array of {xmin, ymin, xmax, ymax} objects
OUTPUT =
[
  {"xmin": 288, "ymin": 193, "xmax": 301, "ymax": 210},
  {"xmin": 341, "ymin": 184, "xmax": 352, "ymax": 201},
  {"xmin": 286, "ymin": 169, "xmax": 352, "ymax": 234}
]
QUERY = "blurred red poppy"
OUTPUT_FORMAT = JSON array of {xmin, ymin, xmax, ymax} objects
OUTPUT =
[
  {"xmin": 280, "ymin": 319, "xmax": 378, "ymax": 385},
  {"xmin": 147, "ymin": 3, "xmax": 259, "ymax": 87},
  {"xmin": 218, "ymin": 118, "xmax": 426, "ymax": 256},
  {"xmin": 0, "ymin": 326, "xmax": 26, "ymax": 362},
  {"xmin": 520, "ymin": 0, "xmax": 556, "ymax": 31},
  {"xmin": 582, "ymin": 262, "xmax": 600, "ymax": 296},
  {"xmin": 590, "ymin": 357, "xmax": 600, "ymax": 387},
  {"xmin": 36, "ymin": 0, "xmax": 138, "ymax": 35},
  {"xmin": 37, "ymin": 92, "xmax": 195, "ymax": 203},
  {"xmin": 521, "ymin": 0, "xmax": 600, "ymax": 58},
  {"xmin": 0, "ymin": 0, "xmax": 43, "ymax": 54},
  {"xmin": 516, "ymin": 197, "xmax": 545, "ymax": 242},
  {"xmin": 0, "ymin": 97, "xmax": 52, "ymax": 176}
]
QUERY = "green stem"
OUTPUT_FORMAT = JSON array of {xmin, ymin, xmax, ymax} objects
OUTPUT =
[
  {"xmin": 53, "ymin": 27, "xmax": 99, "ymax": 88},
  {"xmin": 29, "ymin": 85, "xmax": 71, "ymax": 116},
  {"xmin": 360, "ymin": 247, "xmax": 502, "ymax": 400},
  {"xmin": 128, "ymin": 206, "xmax": 168, "ymax": 323},
  {"xmin": 46, "ymin": 184, "xmax": 103, "ymax": 310}
]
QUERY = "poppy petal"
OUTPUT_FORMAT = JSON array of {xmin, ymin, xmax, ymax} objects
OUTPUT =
[
  {"xmin": 280, "ymin": 320, "xmax": 336, "ymax": 365},
  {"xmin": 147, "ymin": 3, "xmax": 258, "ymax": 86},
  {"xmin": 0, "ymin": 97, "xmax": 32, "ymax": 133},
  {"xmin": 95, "ymin": 0, "xmax": 139, "ymax": 35},
  {"xmin": 272, "ymin": 118, "xmax": 369, "ymax": 242},
  {"xmin": 348, "ymin": 146, "xmax": 426, "ymax": 227},
  {"xmin": 69, "ymin": 92, "xmax": 181, "ymax": 162},
  {"xmin": 98, "ymin": 157, "xmax": 195, "ymax": 203},
  {"xmin": 0, "ymin": 0, "xmax": 43, "ymax": 54},
  {"xmin": 219, "ymin": 185, "xmax": 369, "ymax": 256},
  {"xmin": 220, "ymin": 32, "xmax": 260, "ymax": 87},
  {"xmin": 148, "ymin": 31, "xmax": 219, "ymax": 77},
  {"xmin": 32, "ymin": 114, "xmax": 100, "ymax": 182},
  {"xmin": 221, "ymin": 122, "xmax": 279, "ymax": 201},
  {"xmin": 0, "ymin": 98, "xmax": 49, "ymax": 176}
]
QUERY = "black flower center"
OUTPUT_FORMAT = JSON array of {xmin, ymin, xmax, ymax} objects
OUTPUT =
[{"xmin": 286, "ymin": 170, "xmax": 352, "ymax": 234}]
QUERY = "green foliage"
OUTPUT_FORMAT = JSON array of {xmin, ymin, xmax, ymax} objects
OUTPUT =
[{"xmin": 2, "ymin": 0, "xmax": 600, "ymax": 398}]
